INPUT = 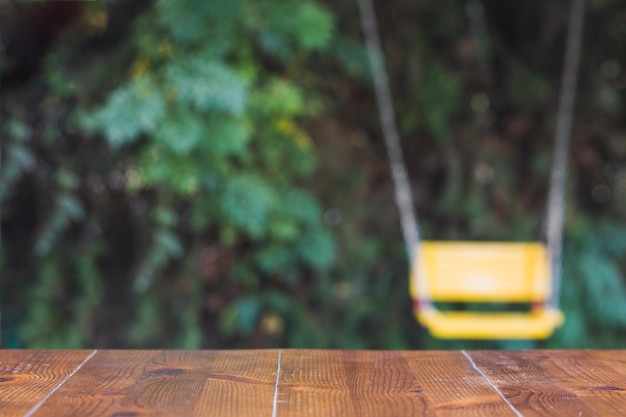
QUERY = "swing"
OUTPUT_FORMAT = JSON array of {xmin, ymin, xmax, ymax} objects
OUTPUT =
[
  {"xmin": 358, "ymin": 0, "xmax": 585, "ymax": 339},
  {"xmin": 411, "ymin": 242, "xmax": 564, "ymax": 339}
]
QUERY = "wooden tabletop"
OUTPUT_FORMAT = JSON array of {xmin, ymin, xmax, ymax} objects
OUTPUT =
[{"xmin": 1, "ymin": 349, "xmax": 625, "ymax": 416}]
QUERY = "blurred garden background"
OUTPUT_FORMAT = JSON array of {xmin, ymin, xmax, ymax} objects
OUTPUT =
[{"xmin": 1, "ymin": 0, "xmax": 626, "ymax": 350}]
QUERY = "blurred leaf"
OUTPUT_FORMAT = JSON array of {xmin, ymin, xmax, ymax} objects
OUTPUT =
[
  {"xmin": 221, "ymin": 296, "xmax": 261, "ymax": 335},
  {"xmin": 296, "ymin": 229, "xmax": 336, "ymax": 269},
  {"xmin": 83, "ymin": 76, "xmax": 166, "ymax": 147},
  {"xmin": 288, "ymin": 1, "xmax": 334, "ymax": 51},
  {"xmin": 221, "ymin": 176, "xmax": 276, "ymax": 238},
  {"xmin": 166, "ymin": 57, "xmax": 248, "ymax": 114},
  {"xmin": 277, "ymin": 188, "xmax": 322, "ymax": 225},
  {"xmin": 153, "ymin": 108, "xmax": 205, "ymax": 155},
  {"xmin": 418, "ymin": 63, "xmax": 460, "ymax": 145},
  {"xmin": 255, "ymin": 245, "xmax": 295, "ymax": 274},
  {"xmin": 253, "ymin": 79, "xmax": 305, "ymax": 115}
]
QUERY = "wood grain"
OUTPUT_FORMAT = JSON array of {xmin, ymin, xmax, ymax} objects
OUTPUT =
[
  {"xmin": 0, "ymin": 350, "xmax": 94, "ymax": 417},
  {"xmin": 32, "ymin": 350, "xmax": 278, "ymax": 417},
  {"xmin": 1, "ymin": 349, "xmax": 626, "ymax": 417},
  {"xmin": 277, "ymin": 350, "xmax": 520, "ymax": 416},
  {"xmin": 467, "ymin": 350, "xmax": 626, "ymax": 417},
  {"xmin": 191, "ymin": 350, "xmax": 278, "ymax": 417},
  {"xmin": 402, "ymin": 350, "xmax": 521, "ymax": 416}
]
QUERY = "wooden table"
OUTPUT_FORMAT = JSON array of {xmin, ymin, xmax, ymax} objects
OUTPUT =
[{"xmin": 1, "ymin": 350, "xmax": 626, "ymax": 416}]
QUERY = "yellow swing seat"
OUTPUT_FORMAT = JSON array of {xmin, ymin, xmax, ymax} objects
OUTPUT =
[{"xmin": 410, "ymin": 241, "xmax": 564, "ymax": 339}]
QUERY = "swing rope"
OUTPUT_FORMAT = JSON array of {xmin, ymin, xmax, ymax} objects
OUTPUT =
[
  {"xmin": 545, "ymin": 0, "xmax": 585, "ymax": 309},
  {"xmin": 357, "ymin": 0, "xmax": 585, "ymax": 312},
  {"xmin": 357, "ymin": 0, "xmax": 421, "ymax": 265}
]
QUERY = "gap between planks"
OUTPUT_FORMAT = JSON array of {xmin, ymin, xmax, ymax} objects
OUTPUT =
[
  {"xmin": 271, "ymin": 349, "xmax": 283, "ymax": 417},
  {"xmin": 23, "ymin": 349, "xmax": 98, "ymax": 417},
  {"xmin": 461, "ymin": 350, "xmax": 524, "ymax": 417}
]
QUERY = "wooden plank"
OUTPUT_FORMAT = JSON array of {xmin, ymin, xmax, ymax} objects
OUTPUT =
[
  {"xmin": 402, "ymin": 350, "xmax": 522, "ymax": 416},
  {"xmin": 277, "ymin": 349, "xmax": 521, "ymax": 416},
  {"xmin": 468, "ymin": 350, "xmax": 626, "ymax": 417},
  {"xmin": 31, "ymin": 349, "xmax": 278, "ymax": 417},
  {"xmin": 191, "ymin": 350, "xmax": 278, "ymax": 417},
  {"xmin": 2, "ymin": 349, "xmax": 626, "ymax": 417},
  {"xmin": 0, "ymin": 350, "xmax": 95, "ymax": 417},
  {"xmin": 553, "ymin": 350, "xmax": 626, "ymax": 415},
  {"xmin": 28, "ymin": 350, "xmax": 209, "ymax": 417}
]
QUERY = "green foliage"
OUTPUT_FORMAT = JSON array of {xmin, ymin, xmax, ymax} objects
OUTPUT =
[
  {"xmin": 82, "ymin": 77, "xmax": 166, "ymax": 147},
  {"xmin": 245, "ymin": 0, "xmax": 333, "ymax": 59},
  {"xmin": 221, "ymin": 296, "xmax": 261, "ymax": 336},
  {"xmin": 2, "ymin": 0, "xmax": 626, "ymax": 352},
  {"xmin": 296, "ymin": 229, "xmax": 335, "ymax": 269},
  {"xmin": 332, "ymin": 36, "xmax": 370, "ymax": 78},
  {"xmin": 221, "ymin": 176, "xmax": 276, "ymax": 238},
  {"xmin": 0, "ymin": 121, "xmax": 35, "ymax": 202},
  {"xmin": 165, "ymin": 58, "xmax": 248, "ymax": 114},
  {"xmin": 254, "ymin": 79, "xmax": 305, "ymax": 116},
  {"xmin": 1, "ymin": 0, "xmax": 339, "ymax": 349},
  {"xmin": 418, "ymin": 63, "xmax": 461, "ymax": 145},
  {"xmin": 549, "ymin": 222, "xmax": 626, "ymax": 348}
]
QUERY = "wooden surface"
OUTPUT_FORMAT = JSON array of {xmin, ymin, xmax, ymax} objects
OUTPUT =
[{"xmin": 1, "ymin": 350, "xmax": 625, "ymax": 416}]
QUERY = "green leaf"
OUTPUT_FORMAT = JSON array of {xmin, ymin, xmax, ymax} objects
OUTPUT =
[
  {"xmin": 204, "ymin": 116, "xmax": 251, "ymax": 157},
  {"xmin": 255, "ymin": 245, "xmax": 294, "ymax": 274},
  {"xmin": 333, "ymin": 37, "xmax": 369, "ymax": 78},
  {"xmin": 153, "ymin": 108, "xmax": 205, "ymax": 155},
  {"xmin": 580, "ymin": 250, "xmax": 626, "ymax": 326},
  {"xmin": 221, "ymin": 296, "xmax": 260, "ymax": 335},
  {"xmin": 7, "ymin": 119, "xmax": 31, "ymax": 140},
  {"xmin": 600, "ymin": 224, "xmax": 626, "ymax": 256},
  {"xmin": 296, "ymin": 229, "xmax": 336, "ymax": 269},
  {"xmin": 261, "ymin": 79, "xmax": 305, "ymax": 115},
  {"xmin": 156, "ymin": 230, "xmax": 184, "ymax": 258},
  {"xmin": 266, "ymin": 220, "xmax": 299, "ymax": 240},
  {"xmin": 0, "ymin": 144, "xmax": 35, "ymax": 201},
  {"xmin": 166, "ymin": 57, "xmax": 248, "ymax": 114},
  {"xmin": 83, "ymin": 76, "xmax": 166, "ymax": 147},
  {"xmin": 155, "ymin": 0, "xmax": 242, "ymax": 44},
  {"xmin": 277, "ymin": 188, "xmax": 322, "ymax": 225},
  {"xmin": 221, "ymin": 176, "xmax": 276, "ymax": 237},
  {"xmin": 289, "ymin": 1, "xmax": 334, "ymax": 51},
  {"xmin": 246, "ymin": 1, "xmax": 333, "ymax": 56}
]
